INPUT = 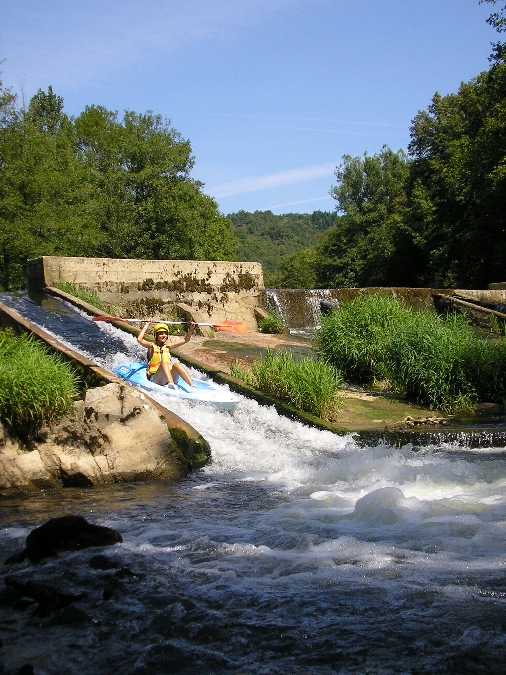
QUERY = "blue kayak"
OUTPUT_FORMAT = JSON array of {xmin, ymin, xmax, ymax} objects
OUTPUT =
[{"xmin": 113, "ymin": 362, "xmax": 239, "ymax": 410}]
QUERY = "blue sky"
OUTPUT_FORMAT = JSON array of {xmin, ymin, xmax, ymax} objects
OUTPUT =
[{"xmin": 0, "ymin": 0, "xmax": 496, "ymax": 215}]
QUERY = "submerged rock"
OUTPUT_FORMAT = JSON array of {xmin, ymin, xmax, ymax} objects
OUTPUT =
[
  {"xmin": 0, "ymin": 383, "xmax": 211, "ymax": 494},
  {"xmin": 24, "ymin": 515, "xmax": 123, "ymax": 563}
]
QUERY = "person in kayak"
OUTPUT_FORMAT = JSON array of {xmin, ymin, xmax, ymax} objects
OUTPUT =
[{"xmin": 137, "ymin": 320, "xmax": 196, "ymax": 389}]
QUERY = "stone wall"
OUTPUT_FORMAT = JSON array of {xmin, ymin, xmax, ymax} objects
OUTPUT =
[{"xmin": 27, "ymin": 256, "xmax": 265, "ymax": 330}]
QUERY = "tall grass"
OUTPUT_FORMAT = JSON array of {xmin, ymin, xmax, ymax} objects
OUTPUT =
[
  {"xmin": 317, "ymin": 294, "xmax": 506, "ymax": 414},
  {"xmin": 317, "ymin": 294, "xmax": 410, "ymax": 383},
  {"xmin": 231, "ymin": 350, "xmax": 343, "ymax": 420},
  {"xmin": 0, "ymin": 330, "xmax": 80, "ymax": 436},
  {"xmin": 55, "ymin": 282, "xmax": 103, "ymax": 309}
]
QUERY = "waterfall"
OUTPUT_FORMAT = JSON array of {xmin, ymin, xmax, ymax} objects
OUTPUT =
[{"xmin": 265, "ymin": 288, "xmax": 339, "ymax": 333}]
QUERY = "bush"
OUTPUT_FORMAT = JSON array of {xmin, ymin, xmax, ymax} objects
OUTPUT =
[
  {"xmin": 317, "ymin": 294, "xmax": 506, "ymax": 414},
  {"xmin": 258, "ymin": 311, "xmax": 284, "ymax": 334},
  {"xmin": 317, "ymin": 294, "xmax": 410, "ymax": 383},
  {"xmin": 0, "ymin": 330, "xmax": 80, "ymax": 437},
  {"xmin": 232, "ymin": 350, "xmax": 343, "ymax": 420},
  {"xmin": 385, "ymin": 312, "xmax": 478, "ymax": 413}
]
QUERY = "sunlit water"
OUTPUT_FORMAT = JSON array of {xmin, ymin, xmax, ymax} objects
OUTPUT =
[{"xmin": 1, "ymin": 292, "xmax": 506, "ymax": 674}]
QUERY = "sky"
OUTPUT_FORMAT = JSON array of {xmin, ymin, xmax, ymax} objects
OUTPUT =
[{"xmin": 0, "ymin": 0, "xmax": 497, "ymax": 216}]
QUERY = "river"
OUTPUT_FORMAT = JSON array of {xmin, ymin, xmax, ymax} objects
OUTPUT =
[{"xmin": 1, "ymin": 292, "xmax": 506, "ymax": 674}]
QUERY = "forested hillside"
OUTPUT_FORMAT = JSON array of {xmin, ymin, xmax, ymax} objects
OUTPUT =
[
  {"xmin": 0, "ymin": 84, "xmax": 236, "ymax": 290},
  {"xmin": 227, "ymin": 210, "xmax": 336, "ymax": 287}
]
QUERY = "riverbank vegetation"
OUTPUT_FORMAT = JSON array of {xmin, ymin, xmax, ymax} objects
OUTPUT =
[
  {"xmin": 0, "ymin": 330, "xmax": 80, "ymax": 437},
  {"xmin": 231, "ymin": 351, "xmax": 343, "ymax": 420},
  {"xmin": 317, "ymin": 295, "xmax": 506, "ymax": 414},
  {"xmin": 0, "ymin": 84, "xmax": 237, "ymax": 291}
]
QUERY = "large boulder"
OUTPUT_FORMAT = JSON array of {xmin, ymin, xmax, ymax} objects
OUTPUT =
[{"xmin": 0, "ymin": 383, "xmax": 211, "ymax": 494}]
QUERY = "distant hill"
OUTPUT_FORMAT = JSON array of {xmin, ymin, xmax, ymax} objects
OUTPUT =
[{"xmin": 227, "ymin": 210, "xmax": 336, "ymax": 285}]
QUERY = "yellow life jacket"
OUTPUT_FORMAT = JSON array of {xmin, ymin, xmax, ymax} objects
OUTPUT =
[{"xmin": 146, "ymin": 344, "xmax": 172, "ymax": 376}]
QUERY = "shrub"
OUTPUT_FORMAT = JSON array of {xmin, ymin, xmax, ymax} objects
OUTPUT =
[
  {"xmin": 0, "ymin": 330, "xmax": 80, "ymax": 437},
  {"xmin": 258, "ymin": 311, "xmax": 284, "ymax": 334},
  {"xmin": 318, "ymin": 293, "xmax": 506, "ymax": 414},
  {"xmin": 232, "ymin": 350, "xmax": 343, "ymax": 420},
  {"xmin": 317, "ymin": 294, "xmax": 410, "ymax": 383},
  {"xmin": 385, "ymin": 312, "xmax": 479, "ymax": 413}
]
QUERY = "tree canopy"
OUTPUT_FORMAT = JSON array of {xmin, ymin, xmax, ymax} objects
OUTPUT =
[{"xmin": 0, "ymin": 84, "xmax": 236, "ymax": 290}]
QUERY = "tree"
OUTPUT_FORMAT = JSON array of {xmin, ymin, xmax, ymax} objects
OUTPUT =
[
  {"xmin": 317, "ymin": 147, "xmax": 415, "ymax": 288},
  {"xmin": 480, "ymin": 0, "xmax": 506, "ymax": 61},
  {"xmin": 0, "ymin": 89, "xmax": 237, "ymax": 290},
  {"xmin": 408, "ymin": 61, "xmax": 506, "ymax": 287}
]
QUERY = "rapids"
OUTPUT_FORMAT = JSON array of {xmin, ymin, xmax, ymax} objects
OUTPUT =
[{"xmin": 1, "ymin": 291, "xmax": 506, "ymax": 674}]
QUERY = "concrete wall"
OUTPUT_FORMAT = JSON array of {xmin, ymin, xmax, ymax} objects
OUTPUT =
[{"xmin": 27, "ymin": 256, "xmax": 265, "ymax": 330}]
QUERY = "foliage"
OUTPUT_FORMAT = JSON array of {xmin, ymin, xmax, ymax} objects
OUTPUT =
[
  {"xmin": 0, "ymin": 330, "xmax": 80, "ymax": 436},
  {"xmin": 0, "ymin": 85, "xmax": 237, "ymax": 291},
  {"xmin": 317, "ymin": 294, "xmax": 409, "ymax": 383},
  {"xmin": 230, "ymin": 359, "xmax": 256, "ymax": 386},
  {"xmin": 407, "ymin": 60, "xmax": 506, "ymax": 288},
  {"xmin": 227, "ymin": 210, "xmax": 335, "ymax": 287},
  {"xmin": 257, "ymin": 311, "xmax": 284, "ymax": 334},
  {"xmin": 317, "ymin": 295, "xmax": 506, "ymax": 414},
  {"xmin": 231, "ymin": 350, "xmax": 343, "ymax": 420},
  {"xmin": 318, "ymin": 148, "xmax": 415, "ymax": 288},
  {"xmin": 480, "ymin": 0, "xmax": 506, "ymax": 60},
  {"xmin": 54, "ymin": 282, "xmax": 104, "ymax": 308}
]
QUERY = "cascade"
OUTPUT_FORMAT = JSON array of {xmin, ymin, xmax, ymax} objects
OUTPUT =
[
  {"xmin": 265, "ymin": 288, "xmax": 339, "ymax": 332},
  {"xmin": 1, "ymin": 290, "xmax": 506, "ymax": 674}
]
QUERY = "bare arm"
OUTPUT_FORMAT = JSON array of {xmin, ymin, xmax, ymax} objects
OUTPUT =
[
  {"xmin": 137, "ymin": 320, "xmax": 153, "ymax": 349},
  {"xmin": 168, "ymin": 322, "xmax": 196, "ymax": 349}
]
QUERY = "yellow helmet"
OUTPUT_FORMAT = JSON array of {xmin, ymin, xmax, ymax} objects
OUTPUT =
[{"xmin": 153, "ymin": 322, "xmax": 169, "ymax": 334}]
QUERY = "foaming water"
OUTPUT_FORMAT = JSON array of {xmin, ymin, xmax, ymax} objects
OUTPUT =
[{"xmin": 1, "ymin": 292, "xmax": 506, "ymax": 673}]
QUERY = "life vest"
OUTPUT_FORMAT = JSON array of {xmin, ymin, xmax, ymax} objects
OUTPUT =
[{"xmin": 146, "ymin": 344, "xmax": 172, "ymax": 376}]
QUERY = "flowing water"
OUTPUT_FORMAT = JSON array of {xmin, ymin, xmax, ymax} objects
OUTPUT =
[{"xmin": 1, "ymin": 292, "xmax": 506, "ymax": 674}]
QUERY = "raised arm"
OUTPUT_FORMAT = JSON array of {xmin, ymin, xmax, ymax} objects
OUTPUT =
[
  {"xmin": 168, "ymin": 322, "xmax": 196, "ymax": 349},
  {"xmin": 137, "ymin": 320, "xmax": 153, "ymax": 349}
]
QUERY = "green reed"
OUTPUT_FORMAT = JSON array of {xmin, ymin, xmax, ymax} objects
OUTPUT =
[
  {"xmin": 0, "ymin": 330, "xmax": 80, "ymax": 437},
  {"xmin": 317, "ymin": 294, "xmax": 410, "ymax": 383},
  {"xmin": 317, "ymin": 294, "xmax": 506, "ymax": 414},
  {"xmin": 232, "ymin": 351, "xmax": 343, "ymax": 420}
]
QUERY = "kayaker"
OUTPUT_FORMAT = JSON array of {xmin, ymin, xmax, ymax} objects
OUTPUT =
[{"xmin": 137, "ymin": 320, "xmax": 196, "ymax": 389}]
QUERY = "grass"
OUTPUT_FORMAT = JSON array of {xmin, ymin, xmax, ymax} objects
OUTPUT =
[
  {"xmin": 231, "ymin": 350, "xmax": 343, "ymax": 420},
  {"xmin": 317, "ymin": 294, "xmax": 506, "ymax": 414},
  {"xmin": 0, "ymin": 330, "xmax": 80, "ymax": 437},
  {"xmin": 317, "ymin": 293, "xmax": 410, "ymax": 383},
  {"xmin": 54, "ymin": 282, "xmax": 104, "ymax": 309},
  {"xmin": 258, "ymin": 311, "xmax": 284, "ymax": 334}
]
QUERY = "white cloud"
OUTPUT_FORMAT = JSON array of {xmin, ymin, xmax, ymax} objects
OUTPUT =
[{"xmin": 207, "ymin": 163, "xmax": 336, "ymax": 198}]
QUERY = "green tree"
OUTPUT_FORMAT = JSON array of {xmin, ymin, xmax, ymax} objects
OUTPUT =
[
  {"xmin": 0, "ymin": 89, "xmax": 236, "ymax": 290},
  {"xmin": 317, "ymin": 147, "xmax": 415, "ymax": 288},
  {"xmin": 480, "ymin": 0, "xmax": 506, "ymax": 60},
  {"xmin": 408, "ymin": 61, "xmax": 506, "ymax": 287}
]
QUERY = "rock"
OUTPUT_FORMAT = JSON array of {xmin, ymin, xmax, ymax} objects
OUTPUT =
[
  {"xmin": 5, "ymin": 575, "xmax": 85, "ymax": 614},
  {"xmin": 23, "ymin": 515, "xmax": 123, "ymax": 563},
  {"xmin": 0, "ymin": 383, "xmax": 210, "ymax": 494},
  {"xmin": 320, "ymin": 299, "xmax": 340, "ymax": 315}
]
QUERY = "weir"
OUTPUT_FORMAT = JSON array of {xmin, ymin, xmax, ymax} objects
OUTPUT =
[{"xmin": 2, "ymin": 290, "xmax": 506, "ymax": 673}]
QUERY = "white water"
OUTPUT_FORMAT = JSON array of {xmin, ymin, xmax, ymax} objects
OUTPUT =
[{"xmin": 2, "ymin": 295, "xmax": 506, "ymax": 673}]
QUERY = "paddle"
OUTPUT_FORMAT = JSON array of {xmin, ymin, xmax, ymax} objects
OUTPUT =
[{"xmin": 91, "ymin": 315, "xmax": 248, "ymax": 334}]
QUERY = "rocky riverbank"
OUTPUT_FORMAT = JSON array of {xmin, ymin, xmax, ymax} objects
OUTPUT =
[{"xmin": 0, "ymin": 383, "xmax": 210, "ymax": 496}]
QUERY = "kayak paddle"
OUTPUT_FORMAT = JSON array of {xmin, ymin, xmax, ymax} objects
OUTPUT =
[{"xmin": 91, "ymin": 315, "xmax": 248, "ymax": 334}]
